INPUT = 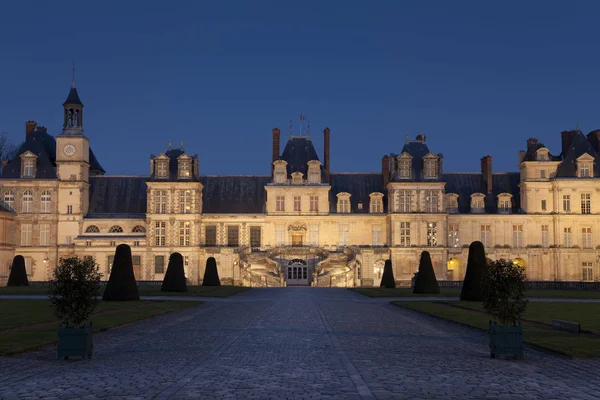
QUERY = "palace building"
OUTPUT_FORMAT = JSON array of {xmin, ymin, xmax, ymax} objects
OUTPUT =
[{"xmin": 1, "ymin": 80, "xmax": 600, "ymax": 287}]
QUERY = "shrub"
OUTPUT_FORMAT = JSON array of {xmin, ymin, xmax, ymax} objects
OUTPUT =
[
  {"xmin": 161, "ymin": 252, "xmax": 188, "ymax": 292},
  {"xmin": 202, "ymin": 257, "xmax": 221, "ymax": 286},
  {"xmin": 483, "ymin": 259, "xmax": 528, "ymax": 325},
  {"xmin": 460, "ymin": 241, "xmax": 488, "ymax": 301},
  {"xmin": 7, "ymin": 255, "xmax": 28, "ymax": 286},
  {"xmin": 49, "ymin": 256, "xmax": 102, "ymax": 327},
  {"xmin": 102, "ymin": 244, "xmax": 140, "ymax": 301},
  {"xmin": 380, "ymin": 259, "xmax": 396, "ymax": 288},
  {"xmin": 413, "ymin": 251, "xmax": 440, "ymax": 294}
]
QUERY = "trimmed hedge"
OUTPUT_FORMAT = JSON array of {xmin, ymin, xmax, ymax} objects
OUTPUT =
[
  {"xmin": 7, "ymin": 255, "xmax": 29, "ymax": 286},
  {"xmin": 460, "ymin": 241, "xmax": 488, "ymax": 301},
  {"xmin": 161, "ymin": 252, "xmax": 188, "ymax": 292},
  {"xmin": 102, "ymin": 244, "xmax": 140, "ymax": 301},
  {"xmin": 202, "ymin": 257, "xmax": 221, "ymax": 286},
  {"xmin": 380, "ymin": 259, "xmax": 396, "ymax": 288},
  {"xmin": 413, "ymin": 251, "xmax": 440, "ymax": 294}
]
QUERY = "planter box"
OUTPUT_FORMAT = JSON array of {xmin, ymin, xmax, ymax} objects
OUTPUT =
[
  {"xmin": 57, "ymin": 323, "xmax": 93, "ymax": 360},
  {"xmin": 489, "ymin": 321, "xmax": 523, "ymax": 359}
]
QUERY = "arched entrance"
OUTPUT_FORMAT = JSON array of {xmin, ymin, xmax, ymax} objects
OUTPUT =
[
  {"xmin": 447, "ymin": 257, "xmax": 463, "ymax": 280},
  {"xmin": 286, "ymin": 259, "xmax": 309, "ymax": 286}
]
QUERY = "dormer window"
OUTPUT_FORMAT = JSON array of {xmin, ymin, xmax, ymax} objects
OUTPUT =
[
  {"xmin": 445, "ymin": 193, "xmax": 459, "ymax": 213},
  {"xmin": 20, "ymin": 151, "xmax": 37, "ymax": 178},
  {"xmin": 369, "ymin": 192, "xmax": 384, "ymax": 213},
  {"xmin": 470, "ymin": 193, "xmax": 485, "ymax": 214},
  {"xmin": 291, "ymin": 172, "xmax": 304, "ymax": 185},
  {"xmin": 577, "ymin": 154, "xmax": 594, "ymax": 178},
  {"xmin": 153, "ymin": 155, "xmax": 169, "ymax": 179},
  {"xmin": 397, "ymin": 153, "xmax": 412, "ymax": 179},
  {"xmin": 423, "ymin": 153, "xmax": 439, "ymax": 180},
  {"xmin": 178, "ymin": 155, "xmax": 192, "ymax": 179},
  {"xmin": 497, "ymin": 193, "xmax": 513, "ymax": 214},
  {"xmin": 273, "ymin": 160, "xmax": 288, "ymax": 184},
  {"xmin": 337, "ymin": 192, "xmax": 351, "ymax": 213},
  {"xmin": 536, "ymin": 148, "xmax": 549, "ymax": 161},
  {"xmin": 307, "ymin": 160, "xmax": 321, "ymax": 184}
]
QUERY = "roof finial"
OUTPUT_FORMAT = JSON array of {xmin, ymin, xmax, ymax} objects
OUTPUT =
[
  {"xmin": 576, "ymin": 118, "xmax": 580, "ymax": 131},
  {"xmin": 168, "ymin": 140, "xmax": 172, "ymax": 150},
  {"xmin": 180, "ymin": 140, "xmax": 184, "ymax": 150},
  {"xmin": 71, "ymin": 60, "xmax": 76, "ymax": 88},
  {"xmin": 289, "ymin": 119, "xmax": 293, "ymax": 138}
]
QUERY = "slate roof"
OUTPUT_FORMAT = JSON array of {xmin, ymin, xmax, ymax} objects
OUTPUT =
[
  {"xmin": 521, "ymin": 140, "xmax": 561, "ymax": 162},
  {"xmin": 444, "ymin": 172, "xmax": 521, "ymax": 213},
  {"xmin": 63, "ymin": 87, "xmax": 83, "ymax": 105},
  {"xmin": 280, "ymin": 137, "xmax": 321, "ymax": 178},
  {"xmin": 329, "ymin": 173, "xmax": 385, "ymax": 213},
  {"xmin": 555, "ymin": 130, "xmax": 600, "ymax": 178},
  {"xmin": 200, "ymin": 176, "xmax": 271, "ymax": 213},
  {"xmin": 88, "ymin": 176, "xmax": 148, "ymax": 218}
]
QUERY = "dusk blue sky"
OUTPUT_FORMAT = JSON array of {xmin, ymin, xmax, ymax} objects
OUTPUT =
[{"xmin": 1, "ymin": 1, "xmax": 600, "ymax": 175}]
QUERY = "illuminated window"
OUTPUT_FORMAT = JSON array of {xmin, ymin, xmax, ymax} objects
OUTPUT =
[
  {"xmin": 156, "ymin": 161, "xmax": 168, "ymax": 178},
  {"xmin": 399, "ymin": 222, "xmax": 410, "ymax": 246},
  {"xmin": 426, "ymin": 222, "xmax": 437, "ymax": 246},
  {"xmin": 448, "ymin": 224, "xmax": 459, "ymax": 247},
  {"xmin": 424, "ymin": 190, "xmax": 438, "ymax": 213},
  {"xmin": 178, "ymin": 159, "xmax": 191, "ymax": 179},
  {"xmin": 179, "ymin": 190, "xmax": 192, "ymax": 214}
]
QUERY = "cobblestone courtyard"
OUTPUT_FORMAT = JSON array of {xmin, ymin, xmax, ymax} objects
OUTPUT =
[{"xmin": 1, "ymin": 288, "xmax": 600, "ymax": 399}]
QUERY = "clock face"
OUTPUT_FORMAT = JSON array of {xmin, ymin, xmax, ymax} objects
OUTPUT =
[{"xmin": 63, "ymin": 145, "xmax": 76, "ymax": 156}]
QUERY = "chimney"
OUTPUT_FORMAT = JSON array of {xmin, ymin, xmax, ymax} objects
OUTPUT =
[
  {"xmin": 390, "ymin": 154, "xmax": 397, "ymax": 176},
  {"xmin": 415, "ymin": 134, "xmax": 426, "ymax": 143},
  {"xmin": 481, "ymin": 155, "xmax": 493, "ymax": 194},
  {"xmin": 25, "ymin": 121, "xmax": 37, "ymax": 137},
  {"xmin": 526, "ymin": 137, "xmax": 538, "ymax": 151},
  {"xmin": 561, "ymin": 130, "xmax": 575, "ymax": 157},
  {"xmin": 587, "ymin": 130, "xmax": 600, "ymax": 153},
  {"xmin": 272, "ymin": 127, "xmax": 280, "ymax": 170},
  {"xmin": 323, "ymin": 127, "xmax": 331, "ymax": 182},
  {"xmin": 382, "ymin": 155, "xmax": 390, "ymax": 187}
]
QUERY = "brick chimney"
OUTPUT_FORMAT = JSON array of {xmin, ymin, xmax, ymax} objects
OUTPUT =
[
  {"xmin": 382, "ymin": 155, "xmax": 390, "ymax": 187},
  {"xmin": 526, "ymin": 137, "xmax": 538, "ymax": 151},
  {"xmin": 481, "ymin": 155, "xmax": 492, "ymax": 194},
  {"xmin": 272, "ymin": 127, "xmax": 280, "ymax": 171},
  {"xmin": 25, "ymin": 121, "xmax": 37, "ymax": 137},
  {"xmin": 561, "ymin": 130, "xmax": 575, "ymax": 156},
  {"xmin": 323, "ymin": 127, "xmax": 331, "ymax": 182},
  {"xmin": 587, "ymin": 130, "xmax": 600, "ymax": 152}
]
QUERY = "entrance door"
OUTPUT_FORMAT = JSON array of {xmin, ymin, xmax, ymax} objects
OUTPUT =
[
  {"xmin": 286, "ymin": 261, "xmax": 309, "ymax": 286},
  {"xmin": 292, "ymin": 234, "xmax": 303, "ymax": 246}
]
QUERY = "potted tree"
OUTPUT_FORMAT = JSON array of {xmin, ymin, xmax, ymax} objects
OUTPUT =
[
  {"xmin": 483, "ymin": 258, "xmax": 528, "ymax": 359},
  {"xmin": 49, "ymin": 256, "xmax": 102, "ymax": 360}
]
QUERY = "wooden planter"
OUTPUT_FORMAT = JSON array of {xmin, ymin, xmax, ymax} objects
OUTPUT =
[
  {"xmin": 57, "ymin": 323, "xmax": 93, "ymax": 360},
  {"xmin": 489, "ymin": 321, "xmax": 523, "ymax": 359}
]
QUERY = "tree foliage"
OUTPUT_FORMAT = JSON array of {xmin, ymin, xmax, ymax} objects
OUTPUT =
[
  {"xmin": 102, "ymin": 244, "xmax": 140, "ymax": 301},
  {"xmin": 413, "ymin": 251, "xmax": 440, "ymax": 294},
  {"xmin": 7, "ymin": 255, "xmax": 28, "ymax": 286},
  {"xmin": 460, "ymin": 241, "xmax": 488, "ymax": 301},
  {"xmin": 161, "ymin": 252, "xmax": 188, "ymax": 292},
  {"xmin": 49, "ymin": 256, "xmax": 102, "ymax": 327},
  {"xmin": 483, "ymin": 259, "xmax": 528, "ymax": 325},
  {"xmin": 202, "ymin": 257, "xmax": 221, "ymax": 286},
  {"xmin": 380, "ymin": 259, "xmax": 396, "ymax": 288}
]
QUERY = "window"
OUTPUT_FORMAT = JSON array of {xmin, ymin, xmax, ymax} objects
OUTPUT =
[
  {"xmin": 563, "ymin": 195, "xmax": 571, "ymax": 212},
  {"xmin": 372, "ymin": 225, "xmax": 382, "ymax": 247},
  {"xmin": 541, "ymin": 200, "xmax": 547, "ymax": 211},
  {"xmin": 205, "ymin": 225, "xmax": 217, "ymax": 246},
  {"xmin": 542, "ymin": 225, "xmax": 549, "ymax": 248},
  {"xmin": 250, "ymin": 226, "xmax": 261, "ymax": 248},
  {"xmin": 39, "ymin": 224, "xmax": 50, "ymax": 246},
  {"xmin": 184, "ymin": 256, "xmax": 189, "ymax": 277},
  {"xmin": 399, "ymin": 190, "xmax": 411, "ymax": 213},
  {"xmin": 581, "ymin": 194, "xmax": 591, "ymax": 214},
  {"xmin": 446, "ymin": 195, "xmax": 458, "ymax": 213},
  {"xmin": 424, "ymin": 159, "xmax": 437, "ymax": 179},
  {"xmin": 21, "ymin": 224, "xmax": 32, "ymax": 246},
  {"xmin": 276, "ymin": 196, "xmax": 285, "ymax": 212},
  {"xmin": 540, "ymin": 170, "xmax": 546, "ymax": 179},
  {"xmin": 24, "ymin": 257, "xmax": 32, "ymax": 275},
  {"xmin": 370, "ymin": 197, "xmax": 383, "ymax": 213},
  {"xmin": 154, "ymin": 190, "xmax": 168, "ymax": 214},
  {"xmin": 132, "ymin": 225, "xmax": 146, "ymax": 233},
  {"xmin": 40, "ymin": 191, "xmax": 51, "ymax": 213},
  {"xmin": 22, "ymin": 190, "xmax": 33, "ymax": 213},
  {"xmin": 66, "ymin": 205, "xmax": 73, "ymax": 214},
  {"xmin": 563, "ymin": 227, "xmax": 572, "ymax": 247},
  {"xmin": 85, "ymin": 225, "xmax": 100, "ymax": 233},
  {"xmin": 583, "ymin": 262, "xmax": 594, "ymax": 281},
  {"xmin": 109, "ymin": 240, "xmax": 116, "ymax": 247},
  {"xmin": 582, "ymin": 228, "xmax": 592, "ymax": 249},
  {"xmin": 512, "ymin": 224, "xmax": 523, "ymax": 248},
  {"xmin": 86, "ymin": 241, "xmax": 92, "ymax": 247},
  {"xmin": 132, "ymin": 255, "xmax": 141, "ymax": 268},
  {"xmin": 399, "ymin": 222, "xmax": 410, "ymax": 246},
  {"xmin": 156, "ymin": 161, "xmax": 168, "ymax": 178},
  {"xmin": 133, "ymin": 241, "xmax": 140, "ymax": 247},
  {"xmin": 310, "ymin": 196, "xmax": 319, "ymax": 212},
  {"xmin": 398, "ymin": 157, "xmax": 411, "ymax": 179},
  {"xmin": 499, "ymin": 199, "xmax": 511, "ymax": 213},
  {"xmin": 471, "ymin": 195, "xmax": 485, "ymax": 213},
  {"xmin": 339, "ymin": 224, "xmax": 349, "ymax": 246},
  {"xmin": 294, "ymin": 196, "xmax": 301, "ymax": 212},
  {"xmin": 227, "ymin": 225, "xmax": 239, "ymax": 247},
  {"xmin": 109, "ymin": 225, "xmax": 123, "ymax": 233},
  {"xmin": 23, "ymin": 159, "xmax": 35, "ymax": 178},
  {"xmin": 178, "ymin": 159, "xmax": 191, "ymax": 179},
  {"xmin": 448, "ymin": 224, "xmax": 459, "ymax": 247},
  {"xmin": 179, "ymin": 190, "xmax": 192, "ymax": 213},
  {"xmin": 339, "ymin": 198, "xmax": 350, "ymax": 213},
  {"xmin": 108, "ymin": 255, "xmax": 115, "ymax": 272},
  {"xmin": 155, "ymin": 255, "xmax": 165, "ymax": 274},
  {"xmin": 155, "ymin": 221, "xmax": 166, "ymax": 246},
  {"xmin": 274, "ymin": 166, "xmax": 287, "ymax": 184},
  {"xmin": 424, "ymin": 190, "xmax": 438, "ymax": 213},
  {"xmin": 308, "ymin": 169, "xmax": 320, "ymax": 184},
  {"xmin": 275, "ymin": 225, "xmax": 285, "ymax": 246},
  {"xmin": 579, "ymin": 162, "xmax": 592, "ymax": 178},
  {"xmin": 179, "ymin": 221, "xmax": 191, "ymax": 246},
  {"xmin": 480, "ymin": 225, "xmax": 491, "ymax": 248},
  {"xmin": 309, "ymin": 225, "xmax": 319, "ymax": 246},
  {"xmin": 3, "ymin": 191, "xmax": 14, "ymax": 211},
  {"xmin": 426, "ymin": 222, "xmax": 437, "ymax": 246}
]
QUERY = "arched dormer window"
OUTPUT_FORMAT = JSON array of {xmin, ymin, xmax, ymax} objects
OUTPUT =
[
  {"xmin": 153, "ymin": 154, "xmax": 169, "ymax": 179},
  {"xmin": 307, "ymin": 160, "xmax": 321, "ymax": 184},
  {"xmin": 108, "ymin": 225, "xmax": 123, "ymax": 233},
  {"xmin": 445, "ymin": 193, "xmax": 459, "ymax": 213},
  {"xmin": 397, "ymin": 153, "xmax": 412, "ymax": 179},
  {"xmin": 85, "ymin": 225, "xmax": 100, "ymax": 233},
  {"xmin": 3, "ymin": 190, "xmax": 15, "ymax": 211},
  {"xmin": 497, "ymin": 193, "xmax": 513, "ymax": 213},
  {"xmin": 291, "ymin": 172, "xmax": 304, "ymax": 185},
  {"xmin": 273, "ymin": 160, "xmax": 288, "ymax": 184},
  {"xmin": 423, "ymin": 153, "xmax": 439, "ymax": 180},
  {"xmin": 178, "ymin": 154, "xmax": 192, "ymax": 179},
  {"xmin": 369, "ymin": 192, "xmax": 384, "ymax": 213},
  {"xmin": 470, "ymin": 193, "xmax": 485, "ymax": 214},
  {"xmin": 577, "ymin": 153, "xmax": 594, "ymax": 178},
  {"xmin": 536, "ymin": 147, "xmax": 549, "ymax": 161},
  {"xmin": 20, "ymin": 151, "xmax": 37, "ymax": 178},
  {"xmin": 336, "ymin": 192, "xmax": 351, "ymax": 213},
  {"xmin": 132, "ymin": 225, "xmax": 146, "ymax": 233}
]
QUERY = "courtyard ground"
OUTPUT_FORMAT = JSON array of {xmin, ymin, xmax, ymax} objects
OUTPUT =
[
  {"xmin": 351, "ymin": 287, "xmax": 600, "ymax": 299},
  {"xmin": 1, "ymin": 288, "xmax": 600, "ymax": 399}
]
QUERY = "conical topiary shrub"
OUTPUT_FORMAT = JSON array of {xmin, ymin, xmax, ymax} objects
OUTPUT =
[
  {"xmin": 161, "ymin": 252, "xmax": 188, "ymax": 292},
  {"xmin": 413, "ymin": 251, "xmax": 440, "ymax": 294},
  {"xmin": 380, "ymin": 259, "xmax": 396, "ymax": 288},
  {"xmin": 202, "ymin": 257, "xmax": 221, "ymax": 286},
  {"xmin": 460, "ymin": 241, "xmax": 488, "ymax": 301},
  {"xmin": 102, "ymin": 244, "xmax": 139, "ymax": 301},
  {"xmin": 7, "ymin": 255, "xmax": 29, "ymax": 286}
]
